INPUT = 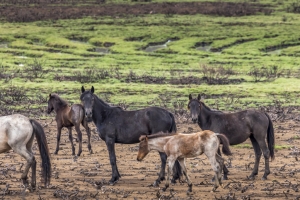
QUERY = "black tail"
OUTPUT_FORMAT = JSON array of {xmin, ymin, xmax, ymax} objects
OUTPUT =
[
  {"xmin": 169, "ymin": 112, "xmax": 177, "ymax": 133},
  {"xmin": 30, "ymin": 119, "xmax": 51, "ymax": 186},
  {"xmin": 265, "ymin": 113, "xmax": 275, "ymax": 161},
  {"xmin": 216, "ymin": 134, "xmax": 232, "ymax": 156}
]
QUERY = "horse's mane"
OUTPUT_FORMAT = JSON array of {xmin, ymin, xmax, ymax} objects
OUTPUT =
[
  {"xmin": 50, "ymin": 94, "xmax": 68, "ymax": 108},
  {"xmin": 200, "ymin": 101, "xmax": 223, "ymax": 113},
  {"xmin": 93, "ymin": 93, "xmax": 123, "ymax": 110},
  {"xmin": 139, "ymin": 132, "xmax": 177, "ymax": 141}
]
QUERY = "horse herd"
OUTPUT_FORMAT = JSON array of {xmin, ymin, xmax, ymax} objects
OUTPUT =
[{"xmin": 0, "ymin": 86, "xmax": 275, "ymax": 194}]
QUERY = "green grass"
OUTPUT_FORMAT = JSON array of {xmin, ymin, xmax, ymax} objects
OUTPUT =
[{"xmin": 1, "ymin": 1, "xmax": 300, "ymax": 113}]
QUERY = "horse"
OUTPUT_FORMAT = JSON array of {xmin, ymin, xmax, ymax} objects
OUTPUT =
[
  {"xmin": 137, "ymin": 130, "xmax": 232, "ymax": 193},
  {"xmin": 80, "ymin": 86, "xmax": 182, "ymax": 186},
  {"xmin": 0, "ymin": 114, "xmax": 51, "ymax": 191},
  {"xmin": 47, "ymin": 93, "xmax": 92, "ymax": 156},
  {"xmin": 187, "ymin": 94, "xmax": 275, "ymax": 180}
]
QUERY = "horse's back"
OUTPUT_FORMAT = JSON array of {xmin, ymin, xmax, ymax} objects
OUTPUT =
[{"xmin": 0, "ymin": 114, "xmax": 33, "ymax": 153}]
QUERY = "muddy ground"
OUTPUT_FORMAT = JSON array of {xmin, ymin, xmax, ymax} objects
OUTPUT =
[
  {"xmin": 0, "ymin": 116, "xmax": 299, "ymax": 200},
  {"xmin": 0, "ymin": 1, "xmax": 272, "ymax": 22}
]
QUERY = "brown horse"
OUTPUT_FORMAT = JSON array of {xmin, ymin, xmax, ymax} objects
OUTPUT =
[
  {"xmin": 188, "ymin": 94, "xmax": 275, "ymax": 180},
  {"xmin": 47, "ymin": 93, "xmax": 92, "ymax": 156},
  {"xmin": 137, "ymin": 130, "xmax": 232, "ymax": 193},
  {"xmin": 0, "ymin": 114, "xmax": 51, "ymax": 191}
]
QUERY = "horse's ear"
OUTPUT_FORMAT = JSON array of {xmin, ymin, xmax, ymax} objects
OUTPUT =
[
  {"xmin": 189, "ymin": 94, "xmax": 193, "ymax": 100},
  {"xmin": 81, "ymin": 86, "xmax": 85, "ymax": 93},
  {"xmin": 91, "ymin": 86, "xmax": 94, "ymax": 94},
  {"xmin": 49, "ymin": 93, "xmax": 51, "ymax": 98},
  {"xmin": 197, "ymin": 94, "xmax": 201, "ymax": 101}
]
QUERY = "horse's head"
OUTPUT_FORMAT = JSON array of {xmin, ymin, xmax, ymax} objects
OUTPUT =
[
  {"xmin": 188, "ymin": 94, "xmax": 202, "ymax": 123},
  {"xmin": 47, "ymin": 94, "xmax": 55, "ymax": 114},
  {"xmin": 137, "ymin": 135, "xmax": 149, "ymax": 161},
  {"xmin": 80, "ymin": 86, "xmax": 95, "ymax": 122}
]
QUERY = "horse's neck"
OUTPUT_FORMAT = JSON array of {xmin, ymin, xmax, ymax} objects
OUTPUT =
[
  {"xmin": 199, "ymin": 105, "xmax": 217, "ymax": 129},
  {"xmin": 54, "ymin": 103, "xmax": 68, "ymax": 113},
  {"xmin": 93, "ymin": 99, "xmax": 113, "ymax": 123},
  {"xmin": 148, "ymin": 137, "xmax": 172, "ymax": 153}
]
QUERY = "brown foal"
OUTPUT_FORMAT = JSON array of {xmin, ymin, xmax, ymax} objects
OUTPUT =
[
  {"xmin": 47, "ymin": 93, "xmax": 92, "ymax": 156},
  {"xmin": 137, "ymin": 130, "xmax": 232, "ymax": 193}
]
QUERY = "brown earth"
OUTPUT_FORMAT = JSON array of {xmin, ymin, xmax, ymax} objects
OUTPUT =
[
  {"xmin": 0, "ymin": 117, "xmax": 299, "ymax": 199},
  {"xmin": 0, "ymin": 1, "xmax": 273, "ymax": 22}
]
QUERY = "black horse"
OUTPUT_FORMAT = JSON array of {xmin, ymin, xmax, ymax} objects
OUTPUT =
[
  {"xmin": 80, "ymin": 86, "xmax": 182, "ymax": 185},
  {"xmin": 188, "ymin": 94, "xmax": 275, "ymax": 180}
]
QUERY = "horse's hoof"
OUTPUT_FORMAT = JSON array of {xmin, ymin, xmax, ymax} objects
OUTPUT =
[
  {"xmin": 162, "ymin": 187, "xmax": 167, "ymax": 192},
  {"xmin": 109, "ymin": 179, "xmax": 119, "ymax": 186},
  {"xmin": 261, "ymin": 177, "xmax": 267, "ymax": 181},
  {"xmin": 89, "ymin": 150, "xmax": 93, "ymax": 154},
  {"xmin": 153, "ymin": 181, "xmax": 160, "ymax": 187},
  {"xmin": 247, "ymin": 175, "xmax": 255, "ymax": 180},
  {"xmin": 222, "ymin": 176, "xmax": 228, "ymax": 180},
  {"xmin": 54, "ymin": 151, "xmax": 58, "ymax": 155}
]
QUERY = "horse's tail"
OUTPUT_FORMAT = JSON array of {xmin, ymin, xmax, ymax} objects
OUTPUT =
[
  {"xmin": 169, "ymin": 112, "xmax": 177, "ymax": 133},
  {"xmin": 265, "ymin": 113, "xmax": 275, "ymax": 161},
  {"xmin": 215, "ymin": 133, "xmax": 232, "ymax": 156},
  {"xmin": 30, "ymin": 119, "xmax": 51, "ymax": 186}
]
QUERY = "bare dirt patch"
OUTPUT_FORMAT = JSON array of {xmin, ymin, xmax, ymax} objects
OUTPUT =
[{"xmin": 0, "ymin": 117, "xmax": 299, "ymax": 199}]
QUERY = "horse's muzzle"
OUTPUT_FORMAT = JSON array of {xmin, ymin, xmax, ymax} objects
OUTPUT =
[{"xmin": 85, "ymin": 117, "xmax": 93, "ymax": 122}]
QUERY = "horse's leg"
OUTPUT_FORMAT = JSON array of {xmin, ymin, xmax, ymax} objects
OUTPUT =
[
  {"xmin": 177, "ymin": 158, "xmax": 192, "ymax": 194},
  {"xmin": 249, "ymin": 135, "xmax": 262, "ymax": 180},
  {"xmin": 106, "ymin": 138, "xmax": 121, "ymax": 185},
  {"xmin": 31, "ymin": 156, "xmax": 37, "ymax": 189},
  {"xmin": 153, "ymin": 152, "xmax": 167, "ymax": 187},
  {"xmin": 13, "ymin": 147, "xmax": 34, "ymax": 191},
  {"xmin": 54, "ymin": 126, "xmax": 62, "ymax": 154},
  {"xmin": 256, "ymin": 138, "xmax": 270, "ymax": 180},
  {"xmin": 206, "ymin": 153, "xmax": 221, "ymax": 192},
  {"xmin": 67, "ymin": 127, "xmax": 75, "ymax": 155},
  {"xmin": 215, "ymin": 154, "xmax": 224, "ymax": 187},
  {"xmin": 162, "ymin": 156, "xmax": 175, "ymax": 192},
  {"xmin": 74, "ymin": 125, "xmax": 83, "ymax": 156},
  {"xmin": 217, "ymin": 148, "xmax": 229, "ymax": 180},
  {"xmin": 82, "ymin": 120, "xmax": 93, "ymax": 154}
]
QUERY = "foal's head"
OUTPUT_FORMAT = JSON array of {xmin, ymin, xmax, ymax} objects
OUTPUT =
[
  {"xmin": 80, "ymin": 86, "xmax": 95, "ymax": 122},
  {"xmin": 137, "ymin": 135, "xmax": 150, "ymax": 161},
  {"xmin": 47, "ymin": 93, "xmax": 67, "ymax": 114},
  {"xmin": 188, "ymin": 94, "xmax": 202, "ymax": 123}
]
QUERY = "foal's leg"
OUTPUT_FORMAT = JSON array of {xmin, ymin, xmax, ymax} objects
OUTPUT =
[
  {"xmin": 163, "ymin": 156, "xmax": 176, "ymax": 192},
  {"xmin": 249, "ymin": 135, "xmax": 262, "ymax": 180},
  {"xmin": 82, "ymin": 120, "xmax": 93, "ymax": 154},
  {"xmin": 67, "ymin": 127, "xmax": 75, "ymax": 155},
  {"xmin": 54, "ymin": 126, "xmax": 62, "ymax": 155},
  {"xmin": 106, "ymin": 138, "xmax": 121, "ymax": 185},
  {"xmin": 74, "ymin": 125, "xmax": 83, "ymax": 156},
  {"xmin": 177, "ymin": 158, "xmax": 192, "ymax": 194},
  {"xmin": 206, "ymin": 153, "xmax": 221, "ymax": 192}
]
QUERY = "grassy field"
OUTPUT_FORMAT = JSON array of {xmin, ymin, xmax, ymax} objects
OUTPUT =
[{"xmin": 1, "ymin": 0, "xmax": 300, "ymax": 116}]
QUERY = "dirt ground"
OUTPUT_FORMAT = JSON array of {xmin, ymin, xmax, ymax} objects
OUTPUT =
[
  {"xmin": 0, "ymin": 1, "xmax": 272, "ymax": 22},
  {"xmin": 0, "ymin": 117, "xmax": 299, "ymax": 200}
]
